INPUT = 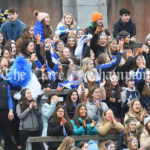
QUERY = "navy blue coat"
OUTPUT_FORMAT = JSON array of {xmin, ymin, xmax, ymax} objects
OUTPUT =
[{"xmin": 113, "ymin": 18, "xmax": 136, "ymax": 39}]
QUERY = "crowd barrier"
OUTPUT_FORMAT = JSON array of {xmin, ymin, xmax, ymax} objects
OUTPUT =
[{"xmin": 26, "ymin": 134, "xmax": 118, "ymax": 150}]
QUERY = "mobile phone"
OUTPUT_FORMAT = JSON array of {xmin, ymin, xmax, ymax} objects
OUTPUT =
[{"xmin": 58, "ymin": 97, "xmax": 64, "ymax": 102}]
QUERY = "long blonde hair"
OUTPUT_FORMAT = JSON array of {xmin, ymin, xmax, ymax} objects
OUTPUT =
[
  {"xmin": 57, "ymin": 137, "xmax": 75, "ymax": 150},
  {"xmin": 61, "ymin": 13, "xmax": 78, "ymax": 29},
  {"xmin": 81, "ymin": 57, "xmax": 93, "ymax": 73}
]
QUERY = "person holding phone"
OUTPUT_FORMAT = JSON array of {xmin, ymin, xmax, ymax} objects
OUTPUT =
[{"xmin": 47, "ymin": 105, "xmax": 73, "ymax": 150}]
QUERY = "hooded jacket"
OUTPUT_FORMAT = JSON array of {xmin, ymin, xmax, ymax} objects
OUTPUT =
[{"xmin": 113, "ymin": 18, "xmax": 136, "ymax": 39}]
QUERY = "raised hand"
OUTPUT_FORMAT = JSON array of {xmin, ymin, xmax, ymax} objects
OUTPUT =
[
  {"xmin": 36, "ymin": 33, "xmax": 41, "ymax": 44},
  {"xmin": 60, "ymin": 117, "xmax": 66, "ymax": 126},
  {"xmin": 91, "ymin": 121, "xmax": 96, "ymax": 128},
  {"xmin": 82, "ymin": 120, "xmax": 87, "ymax": 129},
  {"xmin": 118, "ymin": 38, "xmax": 124, "ymax": 53}
]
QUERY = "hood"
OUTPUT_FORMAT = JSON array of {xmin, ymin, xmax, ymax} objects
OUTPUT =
[{"xmin": 118, "ymin": 18, "xmax": 133, "ymax": 27}]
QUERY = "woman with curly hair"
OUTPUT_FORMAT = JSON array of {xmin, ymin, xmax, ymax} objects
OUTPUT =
[
  {"xmin": 16, "ymin": 25, "xmax": 36, "ymax": 53},
  {"xmin": 47, "ymin": 105, "xmax": 73, "ymax": 150},
  {"xmin": 55, "ymin": 13, "xmax": 79, "ymax": 43},
  {"xmin": 57, "ymin": 136, "xmax": 75, "ymax": 150}
]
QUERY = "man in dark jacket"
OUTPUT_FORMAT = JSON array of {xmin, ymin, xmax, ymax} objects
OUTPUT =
[
  {"xmin": 113, "ymin": 8, "xmax": 136, "ymax": 43},
  {"xmin": 1, "ymin": 7, "xmax": 25, "ymax": 41}
]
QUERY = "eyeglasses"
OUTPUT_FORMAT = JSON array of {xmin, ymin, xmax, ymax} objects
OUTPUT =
[{"xmin": 57, "ymin": 110, "xmax": 64, "ymax": 113}]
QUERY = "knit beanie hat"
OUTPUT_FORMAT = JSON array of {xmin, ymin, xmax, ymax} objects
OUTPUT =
[
  {"xmin": 92, "ymin": 11, "xmax": 103, "ymax": 23},
  {"xmin": 33, "ymin": 10, "xmax": 49, "ymax": 22},
  {"xmin": 144, "ymin": 115, "xmax": 150, "ymax": 126},
  {"xmin": 88, "ymin": 140, "xmax": 99, "ymax": 150},
  {"xmin": 145, "ymin": 33, "xmax": 150, "ymax": 43}
]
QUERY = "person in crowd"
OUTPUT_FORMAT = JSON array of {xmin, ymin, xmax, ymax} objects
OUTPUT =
[
  {"xmin": 113, "ymin": 8, "xmax": 136, "ymax": 42},
  {"xmin": 1, "ymin": 7, "xmax": 25, "ymax": 41},
  {"xmin": 78, "ymin": 141, "xmax": 88, "ymax": 150},
  {"xmin": 71, "ymin": 103, "xmax": 98, "ymax": 135},
  {"xmin": 64, "ymin": 90, "xmax": 80, "ymax": 119},
  {"xmin": 76, "ymin": 29, "xmax": 86, "ymax": 41},
  {"xmin": 78, "ymin": 70, "xmax": 103, "ymax": 103},
  {"xmin": 86, "ymin": 87, "xmax": 108, "ymax": 126},
  {"xmin": 57, "ymin": 136, "xmax": 75, "ymax": 150},
  {"xmin": 117, "ymin": 118, "xmax": 141, "ymax": 150},
  {"xmin": 59, "ymin": 47, "xmax": 71, "ymax": 59},
  {"xmin": 137, "ymin": 69, "xmax": 150, "ymax": 111},
  {"xmin": 18, "ymin": 39, "xmax": 34, "ymax": 59},
  {"xmin": 108, "ymin": 38, "xmax": 118, "ymax": 59},
  {"xmin": 105, "ymin": 140, "xmax": 116, "ymax": 150},
  {"xmin": 66, "ymin": 34, "xmax": 77, "ymax": 56},
  {"xmin": 0, "ymin": 57, "xmax": 9, "ymax": 71},
  {"xmin": 47, "ymin": 105, "xmax": 73, "ymax": 150},
  {"xmin": 85, "ymin": 11, "xmax": 110, "ymax": 36},
  {"xmin": 16, "ymin": 25, "xmax": 36, "ymax": 54},
  {"xmin": 1, "ymin": 49, "xmax": 11, "ymax": 62},
  {"xmin": 121, "ymin": 77, "xmax": 140, "ymax": 118},
  {"xmin": 106, "ymin": 73, "xmax": 122, "ymax": 122},
  {"xmin": 16, "ymin": 88, "xmax": 42, "ymax": 150},
  {"xmin": 0, "ymin": 69, "xmax": 14, "ymax": 150},
  {"xmin": 41, "ymin": 94, "xmax": 59, "ymax": 136},
  {"xmin": 4, "ymin": 40, "xmax": 17, "ymax": 61},
  {"xmin": 124, "ymin": 100, "xmax": 146, "ymax": 131},
  {"xmin": 96, "ymin": 38, "xmax": 124, "ymax": 80},
  {"xmin": 127, "ymin": 136, "xmax": 140, "ymax": 150},
  {"xmin": 90, "ymin": 30, "xmax": 109, "ymax": 58},
  {"xmin": 98, "ymin": 109, "xmax": 124, "ymax": 149},
  {"xmin": 34, "ymin": 10, "xmax": 53, "ymax": 43},
  {"xmin": 133, "ymin": 55, "xmax": 146, "ymax": 85},
  {"xmin": 53, "ymin": 40, "xmax": 65, "ymax": 56},
  {"xmin": 0, "ymin": 32, "xmax": 5, "ymax": 56},
  {"xmin": 55, "ymin": 13, "xmax": 79, "ymax": 43},
  {"xmin": 140, "ymin": 115, "xmax": 150, "ymax": 149}
]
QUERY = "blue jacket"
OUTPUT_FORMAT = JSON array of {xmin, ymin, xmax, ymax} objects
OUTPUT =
[
  {"xmin": 41, "ymin": 102, "xmax": 57, "ymax": 136},
  {"xmin": 34, "ymin": 21, "xmax": 45, "ymax": 43},
  {"xmin": 97, "ymin": 51, "xmax": 122, "ymax": 72},
  {"xmin": 1, "ymin": 19, "xmax": 25, "ymax": 41},
  {"xmin": 71, "ymin": 117, "xmax": 98, "ymax": 135}
]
